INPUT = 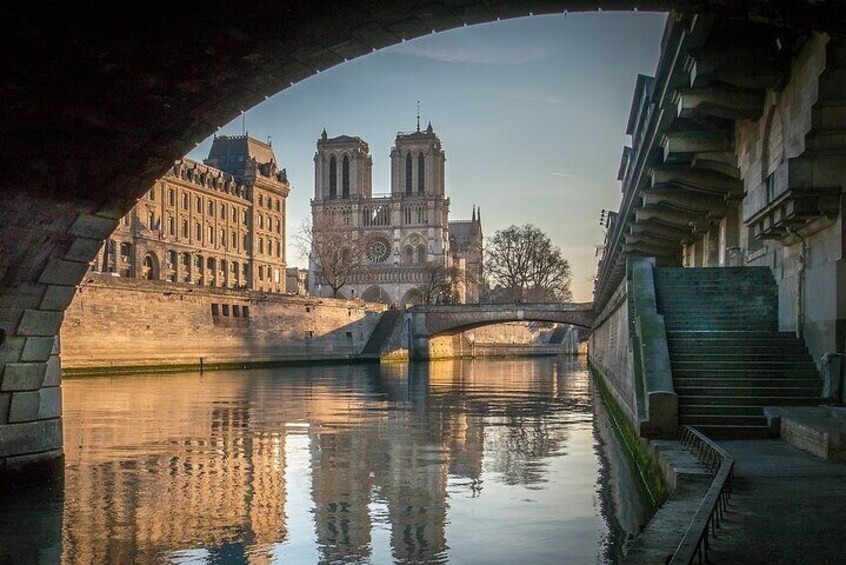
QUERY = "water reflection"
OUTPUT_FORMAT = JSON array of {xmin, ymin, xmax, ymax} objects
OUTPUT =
[{"xmin": 2, "ymin": 357, "xmax": 645, "ymax": 564}]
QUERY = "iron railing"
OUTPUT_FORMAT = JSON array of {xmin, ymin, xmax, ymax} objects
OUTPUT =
[{"xmin": 669, "ymin": 426, "xmax": 735, "ymax": 564}]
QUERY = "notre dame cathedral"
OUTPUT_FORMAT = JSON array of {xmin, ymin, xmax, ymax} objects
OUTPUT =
[{"xmin": 309, "ymin": 123, "xmax": 483, "ymax": 305}]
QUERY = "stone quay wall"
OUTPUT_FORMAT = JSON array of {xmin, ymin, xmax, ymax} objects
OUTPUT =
[{"xmin": 61, "ymin": 274, "xmax": 385, "ymax": 372}]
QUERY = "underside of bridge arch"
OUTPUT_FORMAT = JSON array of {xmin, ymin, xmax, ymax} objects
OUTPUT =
[
  {"xmin": 431, "ymin": 317, "xmax": 592, "ymax": 337},
  {"xmin": 1, "ymin": 1, "xmax": 843, "ymax": 476}
]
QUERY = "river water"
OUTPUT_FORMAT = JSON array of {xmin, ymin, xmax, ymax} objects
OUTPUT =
[{"xmin": 1, "ymin": 357, "xmax": 650, "ymax": 564}]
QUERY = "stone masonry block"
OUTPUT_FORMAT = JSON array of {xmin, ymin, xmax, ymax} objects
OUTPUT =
[
  {"xmin": 38, "ymin": 387, "xmax": 61, "ymax": 420},
  {"xmin": 42, "ymin": 355, "xmax": 60, "ymax": 387},
  {"xmin": 65, "ymin": 237, "xmax": 103, "ymax": 263},
  {"xmin": 38, "ymin": 259, "xmax": 90, "ymax": 287},
  {"xmin": 0, "ymin": 393, "xmax": 10, "ymax": 424},
  {"xmin": 0, "ymin": 419, "xmax": 62, "ymax": 458},
  {"xmin": 40, "ymin": 285, "xmax": 78, "ymax": 311},
  {"xmin": 8, "ymin": 391, "xmax": 41, "ymax": 423},
  {"xmin": 69, "ymin": 214, "xmax": 119, "ymax": 240},
  {"xmin": 1, "ymin": 362, "xmax": 47, "ymax": 391},
  {"xmin": 20, "ymin": 337, "xmax": 56, "ymax": 362},
  {"xmin": 17, "ymin": 310, "xmax": 63, "ymax": 336}
]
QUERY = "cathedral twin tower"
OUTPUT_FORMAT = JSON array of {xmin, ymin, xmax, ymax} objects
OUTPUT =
[{"xmin": 310, "ymin": 124, "xmax": 482, "ymax": 306}]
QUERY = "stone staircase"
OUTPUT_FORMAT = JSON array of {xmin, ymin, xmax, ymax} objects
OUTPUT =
[
  {"xmin": 359, "ymin": 309, "xmax": 402, "ymax": 358},
  {"xmin": 655, "ymin": 267, "xmax": 821, "ymax": 438}
]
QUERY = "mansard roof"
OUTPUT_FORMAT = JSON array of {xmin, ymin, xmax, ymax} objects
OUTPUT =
[{"xmin": 204, "ymin": 134, "xmax": 278, "ymax": 177}]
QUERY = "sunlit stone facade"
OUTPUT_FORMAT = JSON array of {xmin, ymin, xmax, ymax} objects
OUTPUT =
[
  {"xmin": 91, "ymin": 135, "xmax": 291, "ymax": 293},
  {"xmin": 309, "ymin": 125, "xmax": 483, "ymax": 305}
]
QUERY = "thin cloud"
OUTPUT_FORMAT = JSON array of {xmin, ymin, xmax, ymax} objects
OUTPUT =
[
  {"xmin": 549, "ymin": 172, "xmax": 576, "ymax": 178},
  {"xmin": 389, "ymin": 38, "xmax": 555, "ymax": 65}
]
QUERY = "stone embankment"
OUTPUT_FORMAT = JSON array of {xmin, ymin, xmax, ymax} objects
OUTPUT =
[{"xmin": 61, "ymin": 274, "xmax": 385, "ymax": 374}]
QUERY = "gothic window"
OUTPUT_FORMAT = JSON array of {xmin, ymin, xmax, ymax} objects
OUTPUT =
[
  {"xmin": 342, "ymin": 155, "xmax": 350, "ymax": 198},
  {"xmin": 418, "ymin": 206, "xmax": 426, "ymax": 224},
  {"xmin": 404, "ymin": 207, "xmax": 412, "ymax": 224},
  {"xmin": 405, "ymin": 246, "xmax": 414, "ymax": 264},
  {"xmin": 366, "ymin": 237, "xmax": 391, "ymax": 263},
  {"xmin": 405, "ymin": 152, "xmax": 412, "ymax": 195},
  {"xmin": 417, "ymin": 246, "xmax": 426, "ymax": 264},
  {"xmin": 329, "ymin": 156, "xmax": 338, "ymax": 199},
  {"xmin": 418, "ymin": 152, "xmax": 425, "ymax": 194}
]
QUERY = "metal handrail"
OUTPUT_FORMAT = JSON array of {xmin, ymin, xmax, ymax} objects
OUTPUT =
[{"xmin": 668, "ymin": 426, "xmax": 735, "ymax": 564}]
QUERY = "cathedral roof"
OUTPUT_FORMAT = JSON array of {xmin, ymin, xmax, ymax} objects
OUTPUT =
[
  {"xmin": 448, "ymin": 220, "xmax": 479, "ymax": 247},
  {"xmin": 204, "ymin": 135, "xmax": 278, "ymax": 178}
]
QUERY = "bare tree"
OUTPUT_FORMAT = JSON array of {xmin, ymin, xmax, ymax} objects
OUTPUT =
[
  {"xmin": 295, "ymin": 214, "xmax": 365, "ymax": 297},
  {"xmin": 486, "ymin": 224, "xmax": 572, "ymax": 302},
  {"xmin": 418, "ymin": 261, "xmax": 464, "ymax": 304}
]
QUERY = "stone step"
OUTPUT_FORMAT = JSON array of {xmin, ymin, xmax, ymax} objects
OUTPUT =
[
  {"xmin": 665, "ymin": 324, "xmax": 778, "ymax": 332},
  {"xmin": 655, "ymin": 266, "xmax": 773, "ymax": 277},
  {"xmin": 677, "ymin": 385, "xmax": 821, "ymax": 398},
  {"xmin": 679, "ymin": 404, "xmax": 764, "ymax": 416},
  {"xmin": 669, "ymin": 345, "xmax": 808, "ymax": 355},
  {"xmin": 667, "ymin": 331, "xmax": 799, "ymax": 340},
  {"xmin": 689, "ymin": 424, "xmax": 775, "ymax": 440},
  {"xmin": 680, "ymin": 414, "xmax": 769, "ymax": 427},
  {"xmin": 678, "ymin": 394, "xmax": 820, "ymax": 406},
  {"xmin": 675, "ymin": 377, "xmax": 821, "ymax": 388},
  {"xmin": 673, "ymin": 370, "xmax": 819, "ymax": 381},
  {"xmin": 672, "ymin": 359, "xmax": 818, "ymax": 370},
  {"xmin": 670, "ymin": 352, "xmax": 812, "ymax": 363}
]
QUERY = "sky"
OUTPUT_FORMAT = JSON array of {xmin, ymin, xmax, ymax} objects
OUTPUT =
[{"xmin": 188, "ymin": 12, "xmax": 667, "ymax": 301}]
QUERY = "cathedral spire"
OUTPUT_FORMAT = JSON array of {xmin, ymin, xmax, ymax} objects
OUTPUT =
[
  {"xmin": 416, "ymin": 100, "xmax": 421, "ymax": 132},
  {"xmin": 472, "ymin": 205, "xmax": 476, "ymax": 222}
]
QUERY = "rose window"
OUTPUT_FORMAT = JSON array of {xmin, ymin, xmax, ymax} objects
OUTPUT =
[{"xmin": 367, "ymin": 237, "xmax": 391, "ymax": 263}]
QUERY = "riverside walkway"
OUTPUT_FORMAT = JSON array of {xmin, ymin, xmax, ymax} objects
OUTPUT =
[{"xmin": 708, "ymin": 440, "xmax": 846, "ymax": 563}]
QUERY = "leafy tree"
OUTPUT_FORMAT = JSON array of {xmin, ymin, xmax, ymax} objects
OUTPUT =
[
  {"xmin": 296, "ymin": 214, "xmax": 365, "ymax": 297},
  {"xmin": 485, "ymin": 224, "xmax": 572, "ymax": 302}
]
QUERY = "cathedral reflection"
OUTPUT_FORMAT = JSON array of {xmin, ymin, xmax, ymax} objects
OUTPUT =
[{"xmin": 60, "ymin": 358, "xmax": 588, "ymax": 563}]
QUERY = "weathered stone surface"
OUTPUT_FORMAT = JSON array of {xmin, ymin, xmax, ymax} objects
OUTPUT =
[
  {"xmin": 40, "ymin": 285, "xmax": 78, "ymax": 311},
  {"xmin": 0, "ymin": 393, "xmax": 10, "ymax": 424},
  {"xmin": 1, "ymin": 363, "xmax": 47, "ymax": 391},
  {"xmin": 0, "ymin": 419, "xmax": 62, "ymax": 457},
  {"xmin": 42, "ymin": 356, "xmax": 61, "ymax": 387},
  {"xmin": 65, "ymin": 237, "xmax": 104, "ymax": 263},
  {"xmin": 20, "ymin": 337, "xmax": 56, "ymax": 362},
  {"xmin": 16, "ymin": 310, "xmax": 63, "ymax": 337},
  {"xmin": 38, "ymin": 387, "xmax": 61, "ymax": 420},
  {"xmin": 69, "ymin": 214, "xmax": 119, "ymax": 240},
  {"xmin": 38, "ymin": 260, "xmax": 90, "ymax": 287},
  {"xmin": 8, "ymin": 391, "xmax": 41, "ymax": 423}
]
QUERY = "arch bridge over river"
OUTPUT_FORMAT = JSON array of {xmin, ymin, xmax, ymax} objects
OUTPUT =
[{"xmin": 407, "ymin": 302, "xmax": 595, "ymax": 358}]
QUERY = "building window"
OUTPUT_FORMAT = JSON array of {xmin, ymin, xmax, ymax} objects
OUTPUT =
[
  {"xmin": 276, "ymin": 241, "xmax": 281, "ymax": 257},
  {"xmin": 259, "ymin": 266, "xmax": 265, "ymax": 280},
  {"xmin": 342, "ymin": 155, "xmax": 350, "ymax": 198},
  {"xmin": 150, "ymin": 187, "xmax": 156, "ymax": 200},
  {"xmin": 243, "ymin": 234, "xmax": 249, "ymax": 250},
  {"xmin": 207, "ymin": 225, "xmax": 214, "ymax": 244},
  {"xmin": 195, "ymin": 223, "xmax": 201, "ymax": 241},
  {"xmin": 211, "ymin": 304, "xmax": 220, "ymax": 317},
  {"xmin": 233, "ymin": 305, "xmax": 241, "ymax": 317},
  {"xmin": 208, "ymin": 201, "xmax": 214, "ymax": 216},
  {"xmin": 168, "ymin": 189, "xmax": 175, "ymax": 206},
  {"xmin": 167, "ymin": 250, "xmax": 176, "ymax": 265},
  {"xmin": 232, "ymin": 207, "xmax": 237, "ymax": 222},
  {"xmin": 242, "ymin": 264, "xmax": 248, "ymax": 280},
  {"xmin": 329, "ymin": 156, "xmax": 338, "ymax": 199},
  {"xmin": 259, "ymin": 237, "xmax": 264, "ymax": 254},
  {"xmin": 259, "ymin": 194, "xmax": 264, "ymax": 207},
  {"xmin": 274, "ymin": 268, "xmax": 280, "ymax": 283},
  {"xmin": 222, "ymin": 304, "xmax": 230, "ymax": 317},
  {"xmin": 243, "ymin": 210, "xmax": 248, "ymax": 224},
  {"xmin": 182, "ymin": 253, "xmax": 190, "ymax": 268},
  {"xmin": 195, "ymin": 197, "xmax": 202, "ymax": 213},
  {"xmin": 182, "ymin": 193, "xmax": 189, "ymax": 209},
  {"xmin": 181, "ymin": 219, "xmax": 188, "ymax": 238},
  {"xmin": 418, "ymin": 151, "xmax": 425, "ymax": 194},
  {"xmin": 275, "ymin": 200, "xmax": 281, "ymax": 212},
  {"xmin": 276, "ymin": 218, "xmax": 281, "ymax": 233},
  {"xmin": 231, "ymin": 231, "xmax": 237, "ymax": 249},
  {"xmin": 304, "ymin": 330, "xmax": 314, "ymax": 340},
  {"xmin": 220, "ymin": 204, "xmax": 226, "ymax": 219},
  {"xmin": 258, "ymin": 214, "xmax": 264, "ymax": 229},
  {"xmin": 195, "ymin": 255, "xmax": 203, "ymax": 269},
  {"xmin": 242, "ymin": 305, "xmax": 250, "ymax": 318},
  {"xmin": 220, "ymin": 228, "xmax": 226, "ymax": 247},
  {"xmin": 405, "ymin": 151, "xmax": 412, "ymax": 195}
]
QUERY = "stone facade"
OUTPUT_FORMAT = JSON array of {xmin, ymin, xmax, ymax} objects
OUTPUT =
[
  {"xmin": 91, "ymin": 135, "xmax": 290, "ymax": 293},
  {"xmin": 61, "ymin": 274, "xmax": 384, "ymax": 370},
  {"xmin": 309, "ymin": 125, "xmax": 483, "ymax": 306}
]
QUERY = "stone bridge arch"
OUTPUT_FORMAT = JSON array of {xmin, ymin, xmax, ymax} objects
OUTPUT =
[
  {"xmin": 407, "ymin": 303, "xmax": 595, "ymax": 358},
  {"xmin": 1, "ymin": 0, "xmax": 842, "ymax": 475}
]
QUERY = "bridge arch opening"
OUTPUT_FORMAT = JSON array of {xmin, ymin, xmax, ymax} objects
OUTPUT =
[{"xmin": 1, "ymin": 1, "xmax": 839, "ymax": 475}]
